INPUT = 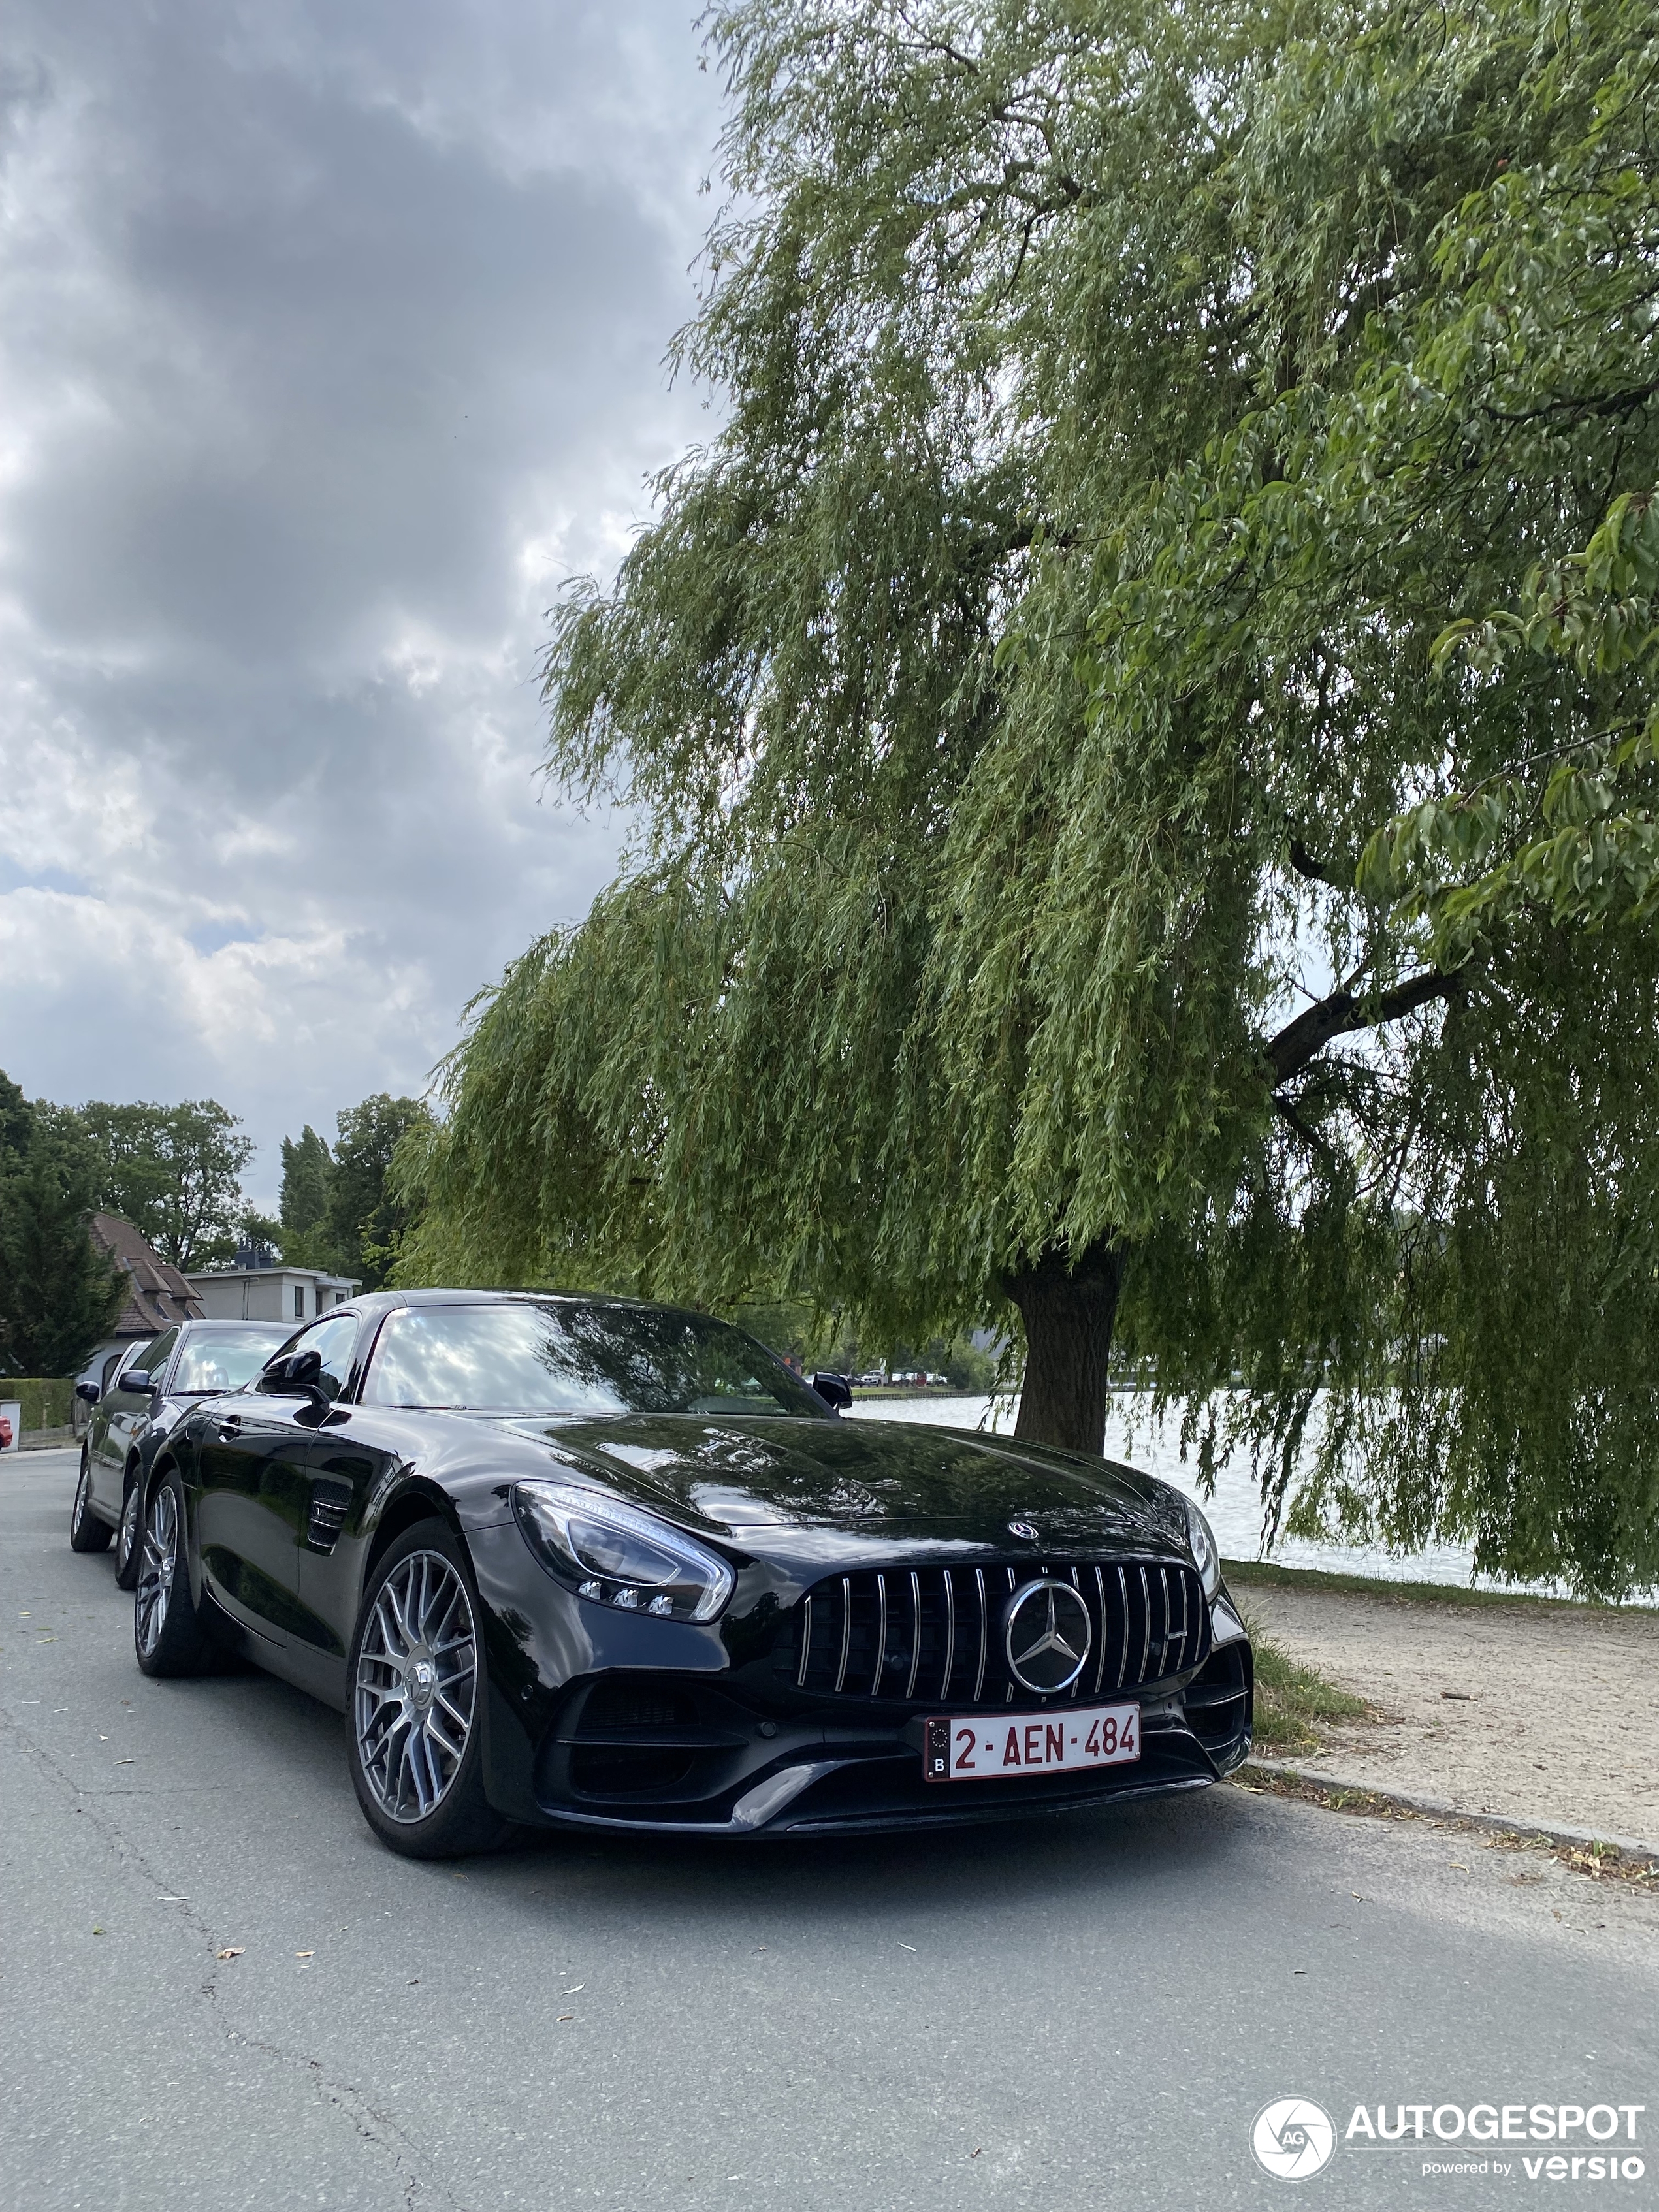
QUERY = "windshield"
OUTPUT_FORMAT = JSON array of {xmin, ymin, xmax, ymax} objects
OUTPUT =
[
  {"xmin": 174, "ymin": 1326, "xmax": 292, "ymax": 1394},
  {"xmin": 361, "ymin": 1302, "xmax": 828, "ymax": 1418}
]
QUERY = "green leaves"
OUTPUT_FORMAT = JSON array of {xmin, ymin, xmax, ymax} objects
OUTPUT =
[
  {"xmin": 424, "ymin": 0, "xmax": 1659, "ymax": 1592},
  {"xmin": 78, "ymin": 1100, "xmax": 253, "ymax": 1270},
  {"xmin": 1361, "ymin": 494, "xmax": 1659, "ymax": 961},
  {"xmin": 0, "ymin": 1080, "xmax": 123, "ymax": 1375}
]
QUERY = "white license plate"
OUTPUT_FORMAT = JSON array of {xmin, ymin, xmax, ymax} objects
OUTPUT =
[{"xmin": 924, "ymin": 1703, "xmax": 1140, "ymax": 1782}]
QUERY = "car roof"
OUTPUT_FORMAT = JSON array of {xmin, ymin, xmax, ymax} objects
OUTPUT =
[
  {"xmin": 353, "ymin": 1287, "xmax": 664, "ymax": 1313},
  {"xmin": 329, "ymin": 1287, "xmax": 726, "ymax": 1334},
  {"xmin": 178, "ymin": 1317, "xmax": 291, "ymax": 1332}
]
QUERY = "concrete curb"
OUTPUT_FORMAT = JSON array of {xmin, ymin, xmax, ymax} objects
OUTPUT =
[{"xmin": 1238, "ymin": 1756, "xmax": 1659, "ymax": 1867}]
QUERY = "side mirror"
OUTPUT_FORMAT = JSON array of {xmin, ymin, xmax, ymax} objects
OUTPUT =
[
  {"xmin": 810, "ymin": 1371, "xmax": 853, "ymax": 1411},
  {"xmin": 121, "ymin": 1370, "xmax": 153, "ymax": 1397},
  {"xmin": 261, "ymin": 1347, "xmax": 328, "ymax": 1403},
  {"xmin": 75, "ymin": 1379, "xmax": 101, "ymax": 1404}
]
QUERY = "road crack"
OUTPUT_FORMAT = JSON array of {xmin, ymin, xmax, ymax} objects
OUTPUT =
[
  {"xmin": 223, "ymin": 2030, "xmax": 466, "ymax": 2212},
  {"xmin": 1, "ymin": 1705, "xmax": 466, "ymax": 2211}
]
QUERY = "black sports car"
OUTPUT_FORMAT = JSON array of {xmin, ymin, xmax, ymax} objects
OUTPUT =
[
  {"xmin": 71, "ymin": 1319, "xmax": 293, "ymax": 1588},
  {"xmin": 133, "ymin": 1288, "xmax": 1253, "ymax": 1857}
]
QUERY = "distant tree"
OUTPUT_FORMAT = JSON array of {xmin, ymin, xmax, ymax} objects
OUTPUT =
[
  {"xmin": 326, "ymin": 1097, "xmax": 432, "ymax": 1289},
  {"xmin": 80, "ymin": 1100, "xmax": 253, "ymax": 1268},
  {"xmin": 942, "ymin": 1339, "xmax": 996, "ymax": 1394},
  {"xmin": 0, "ymin": 1077, "xmax": 122, "ymax": 1375},
  {"xmin": 278, "ymin": 1125, "xmax": 336, "ymax": 1267},
  {"xmin": 236, "ymin": 1211, "xmax": 285, "ymax": 1264},
  {"xmin": 0, "ymin": 1070, "xmax": 31, "ymax": 1160}
]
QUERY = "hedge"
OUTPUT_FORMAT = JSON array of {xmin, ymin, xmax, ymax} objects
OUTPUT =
[{"xmin": 0, "ymin": 1378, "xmax": 74, "ymax": 1432}]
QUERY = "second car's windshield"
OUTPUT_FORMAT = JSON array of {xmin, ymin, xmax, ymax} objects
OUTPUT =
[
  {"xmin": 174, "ymin": 1326, "xmax": 291, "ymax": 1393},
  {"xmin": 361, "ymin": 1302, "xmax": 828, "ymax": 1419}
]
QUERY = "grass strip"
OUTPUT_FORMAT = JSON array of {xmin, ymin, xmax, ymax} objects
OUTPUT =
[{"xmin": 1247, "ymin": 1631, "xmax": 1368, "ymax": 1754}]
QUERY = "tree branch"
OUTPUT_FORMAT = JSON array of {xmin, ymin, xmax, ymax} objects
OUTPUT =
[
  {"xmin": 1271, "ymin": 1091, "xmax": 1337, "ymax": 1165},
  {"xmin": 1287, "ymin": 835, "xmax": 1342, "ymax": 888},
  {"xmin": 1266, "ymin": 969, "xmax": 1461, "ymax": 1087}
]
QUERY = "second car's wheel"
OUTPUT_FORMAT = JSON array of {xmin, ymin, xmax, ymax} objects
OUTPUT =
[
  {"xmin": 134, "ymin": 1467, "xmax": 209, "ymax": 1676},
  {"xmin": 347, "ymin": 1519, "xmax": 509, "ymax": 1859},
  {"xmin": 69, "ymin": 1454, "xmax": 113, "ymax": 1553},
  {"xmin": 114, "ymin": 1469, "xmax": 144, "ymax": 1590}
]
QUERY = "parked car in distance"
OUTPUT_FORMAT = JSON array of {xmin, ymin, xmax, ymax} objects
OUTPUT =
[
  {"xmin": 129, "ymin": 1287, "xmax": 1252, "ymax": 1860},
  {"xmin": 72, "ymin": 1319, "xmax": 293, "ymax": 1587}
]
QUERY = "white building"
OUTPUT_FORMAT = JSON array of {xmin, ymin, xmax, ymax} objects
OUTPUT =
[{"xmin": 185, "ymin": 1263, "xmax": 360, "ymax": 1326}]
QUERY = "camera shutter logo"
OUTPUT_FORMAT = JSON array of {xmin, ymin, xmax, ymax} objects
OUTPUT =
[{"xmin": 1252, "ymin": 2098, "xmax": 1336, "ymax": 2181}]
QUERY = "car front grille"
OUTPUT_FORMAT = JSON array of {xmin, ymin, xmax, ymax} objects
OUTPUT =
[{"xmin": 775, "ymin": 1560, "xmax": 1210, "ymax": 1708}]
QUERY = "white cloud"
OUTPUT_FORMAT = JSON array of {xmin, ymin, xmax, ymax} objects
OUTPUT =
[{"xmin": 0, "ymin": 0, "xmax": 720, "ymax": 1204}]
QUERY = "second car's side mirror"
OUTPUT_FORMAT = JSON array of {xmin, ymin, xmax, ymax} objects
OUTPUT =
[
  {"xmin": 810, "ymin": 1371, "xmax": 853, "ymax": 1411},
  {"xmin": 75, "ymin": 1379, "xmax": 101, "ymax": 1404},
  {"xmin": 121, "ymin": 1370, "xmax": 153, "ymax": 1397}
]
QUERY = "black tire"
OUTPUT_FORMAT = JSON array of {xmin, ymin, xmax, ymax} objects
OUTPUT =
[
  {"xmin": 134, "ymin": 1466, "xmax": 210, "ymax": 1677},
  {"xmin": 346, "ymin": 1518, "xmax": 508, "ymax": 1859},
  {"xmin": 114, "ymin": 1466, "xmax": 144, "ymax": 1590},
  {"xmin": 69, "ymin": 1454, "xmax": 113, "ymax": 1553}
]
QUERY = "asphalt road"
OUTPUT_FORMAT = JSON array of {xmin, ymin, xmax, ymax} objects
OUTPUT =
[{"xmin": 4, "ymin": 1447, "xmax": 1655, "ymax": 2212}]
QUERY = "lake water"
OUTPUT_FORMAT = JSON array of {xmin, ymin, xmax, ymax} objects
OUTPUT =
[{"xmin": 845, "ymin": 1392, "xmax": 1523, "ymax": 1594}]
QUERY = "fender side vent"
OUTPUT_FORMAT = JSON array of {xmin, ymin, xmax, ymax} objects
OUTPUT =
[{"xmin": 307, "ymin": 1479, "xmax": 353, "ymax": 1553}]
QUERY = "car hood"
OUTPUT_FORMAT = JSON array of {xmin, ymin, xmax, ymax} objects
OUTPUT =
[{"xmin": 492, "ymin": 1410, "xmax": 1191, "ymax": 1558}]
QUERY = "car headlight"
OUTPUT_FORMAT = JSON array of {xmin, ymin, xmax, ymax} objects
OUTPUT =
[
  {"xmin": 1184, "ymin": 1494, "xmax": 1221, "ymax": 1599},
  {"xmin": 512, "ymin": 1481, "xmax": 735, "ymax": 1623}
]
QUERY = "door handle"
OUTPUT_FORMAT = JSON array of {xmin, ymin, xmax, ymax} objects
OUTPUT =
[{"xmin": 216, "ymin": 1415, "xmax": 242, "ymax": 1441}]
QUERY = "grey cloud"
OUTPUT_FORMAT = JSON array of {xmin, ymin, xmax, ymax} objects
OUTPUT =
[{"xmin": 0, "ymin": 0, "xmax": 720, "ymax": 1202}]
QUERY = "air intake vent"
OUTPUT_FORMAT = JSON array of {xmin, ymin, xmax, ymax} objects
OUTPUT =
[
  {"xmin": 577, "ymin": 1682, "xmax": 698, "ymax": 1735},
  {"xmin": 307, "ymin": 1479, "xmax": 352, "ymax": 1553},
  {"xmin": 775, "ymin": 1560, "xmax": 1208, "ymax": 1708}
]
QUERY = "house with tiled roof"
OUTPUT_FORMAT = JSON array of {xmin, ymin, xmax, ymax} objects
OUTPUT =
[
  {"xmin": 90, "ymin": 1213, "xmax": 204, "ymax": 1336},
  {"xmin": 71, "ymin": 1215, "xmax": 206, "ymax": 1423}
]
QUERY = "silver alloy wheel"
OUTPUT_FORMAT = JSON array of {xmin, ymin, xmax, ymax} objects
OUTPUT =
[
  {"xmin": 72, "ymin": 1460, "xmax": 92, "ymax": 1536},
  {"xmin": 136, "ymin": 1482, "xmax": 178, "ymax": 1657},
  {"xmin": 354, "ymin": 1551, "xmax": 478, "ymax": 1825}
]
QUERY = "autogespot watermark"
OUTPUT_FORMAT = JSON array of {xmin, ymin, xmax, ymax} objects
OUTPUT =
[
  {"xmin": 1253, "ymin": 2100, "xmax": 1338, "ymax": 2181},
  {"xmin": 1250, "ymin": 2100, "xmax": 1646, "ymax": 2184}
]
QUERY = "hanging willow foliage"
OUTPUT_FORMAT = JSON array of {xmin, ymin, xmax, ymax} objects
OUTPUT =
[{"xmin": 408, "ymin": 0, "xmax": 1659, "ymax": 1595}]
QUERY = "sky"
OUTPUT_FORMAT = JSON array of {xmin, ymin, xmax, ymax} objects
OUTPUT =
[{"xmin": 0, "ymin": 0, "xmax": 723, "ymax": 1208}]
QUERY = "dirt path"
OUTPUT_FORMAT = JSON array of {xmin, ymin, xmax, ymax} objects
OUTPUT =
[{"xmin": 1232, "ymin": 1574, "xmax": 1659, "ymax": 1850}]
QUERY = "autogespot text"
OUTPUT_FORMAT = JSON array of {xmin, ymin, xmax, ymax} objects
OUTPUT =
[{"xmin": 1345, "ymin": 2102, "xmax": 1645, "ymax": 2183}]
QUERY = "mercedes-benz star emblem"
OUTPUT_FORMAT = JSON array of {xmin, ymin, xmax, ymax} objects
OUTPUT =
[
  {"xmin": 1007, "ymin": 1520, "xmax": 1039, "ymax": 1540},
  {"xmin": 1004, "ymin": 1578, "xmax": 1093, "ymax": 1694}
]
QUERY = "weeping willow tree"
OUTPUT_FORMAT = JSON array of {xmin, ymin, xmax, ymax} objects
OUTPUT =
[{"xmin": 414, "ymin": 0, "xmax": 1659, "ymax": 1595}]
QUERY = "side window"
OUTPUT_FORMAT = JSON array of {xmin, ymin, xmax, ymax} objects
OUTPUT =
[
  {"xmin": 296, "ymin": 1313, "xmax": 361, "ymax": 1403},
  {"xmin": 294, "ymin": 1285, "xmax": 306, "ymax": 1320},
  {"xmin": 128, "ymin": 1330, "xmax": 178, "ymax": 1388}
]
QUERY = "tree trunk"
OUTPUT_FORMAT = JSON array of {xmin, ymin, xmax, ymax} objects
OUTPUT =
[{"xmin": 1002, "ymin": 1240, "xmax": 1123, "ymax": 1457}]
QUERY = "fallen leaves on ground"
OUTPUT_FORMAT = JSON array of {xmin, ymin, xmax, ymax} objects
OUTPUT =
[{"xmin": 1237, "ymin": 1767, "xmax": 1659, "ymax": 1889}]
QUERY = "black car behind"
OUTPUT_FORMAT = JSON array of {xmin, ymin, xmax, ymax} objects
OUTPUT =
[{"xmin": 72, "ymin": 1319, "xmax": 292, "ymax": 1587}]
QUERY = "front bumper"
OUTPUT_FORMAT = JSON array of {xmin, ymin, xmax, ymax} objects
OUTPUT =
[
  {"xmin": 539, "ymin": 1656, "xmax": 1250, "ymax": 1836},
  {"xmin": 466, "ymin": 1516, "xmax": 1254, "ymax": 1835}
]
